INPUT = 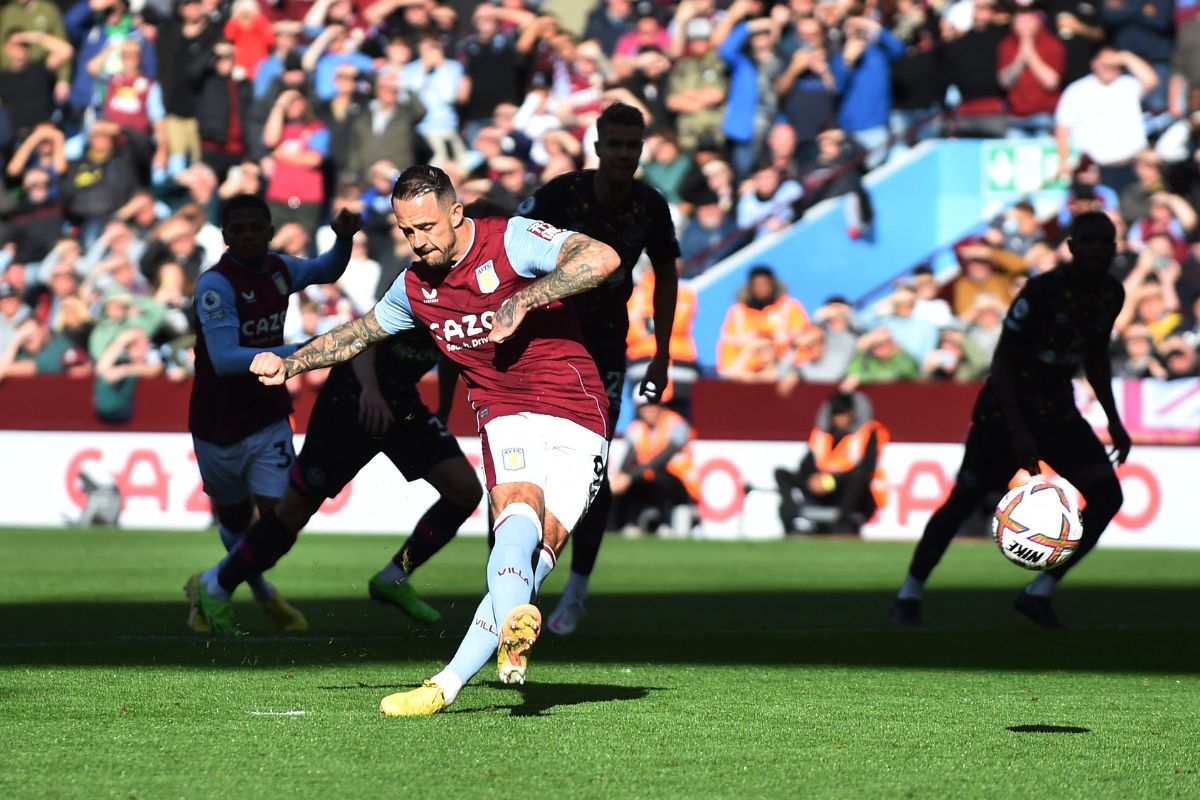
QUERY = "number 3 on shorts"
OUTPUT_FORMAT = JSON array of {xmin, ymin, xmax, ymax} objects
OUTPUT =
[{"xmin": 273, "ymin": 441, "xmax": 292, "ymax": 468}]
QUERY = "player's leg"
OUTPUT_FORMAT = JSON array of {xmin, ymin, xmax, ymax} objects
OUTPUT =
[
  {"xmin": 371, "ymin": 415, "xmax": 482, "ymax": 622},
  {"xmin": 381, "ymin": 415, "xmax": 605, "ymax": 716},
  {"xmin": 1014, "ymin": 417, "xmax": 1123, "ymax": 628},
  {"xmin": 893, "ymin": 420, "xmax": 1012, "ymax": 625},
  {"xmin": 547, "ymin": 367, "xmax": 622, "ymax": 634}
]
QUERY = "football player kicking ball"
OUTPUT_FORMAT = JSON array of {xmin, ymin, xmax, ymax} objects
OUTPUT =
[
  {"xmin": 184, "ymin": 194, "xmax": 361, "ymax": 634},
  {"xmin": 518, "ymin": 101, "xmax": 681, "ymax": 635},
  {"xmin": 249, "ymin": 165, "xmax": 620, "ymax": 715},
  {"xmin": 186, "ymin": 326, "xmax": 483, "ymax": 634},
  {"xmin": 891, "ymin": 211, "xmax": 1132, "ymax": 629}
]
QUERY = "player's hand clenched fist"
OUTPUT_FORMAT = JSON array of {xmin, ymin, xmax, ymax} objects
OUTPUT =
[
  {"xmin": 251, "ymin": 352, "xmax": 288, "ymax": 385},
  {"xmin": 488, "ymin": 298, "xmax": 527, "ymax": 344},
  {"xmin": 330, "ymin": 207, "xmax": 363, "ymax": 241}
]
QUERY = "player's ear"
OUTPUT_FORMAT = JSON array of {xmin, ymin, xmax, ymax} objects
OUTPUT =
[{"xmin": 450, "ymin": 202, "xmax": 464, "ymax": 228}]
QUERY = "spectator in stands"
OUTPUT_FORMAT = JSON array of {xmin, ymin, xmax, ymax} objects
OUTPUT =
[
  {"xmin": 611, "ymin": 394, "xmax": 699, "ymax": 537},
  {"xmin": 988, "ymin": 199, "xmax": 1045, "ymax": 258},
  {"xmin": 736, "ymin": 158, "xmax": 803, "ymax": 241},
  {"xmin": 156, "ymin": 0, "xmax": 222, "ymax": 176},
  {"xmin": 347, "ymin": 67, "xmax": 424, "ymax": 182},
  {"xmin": 223, "ymin": 0, "xmax": 273, "ymax": 83},
  {"xmin": 910, "ymin": 264, "xmax": 955, "ymax": 328},
  {"xmin": 888, "ymin": 0, "xmax": 943, "ymax": 151},
  {"xmin": 5, "ymin": 122, "xmax": 65, "ymax": 192},
  {"xmin": 774, "ymin": 389, "xmax": 887, "ymax": 535},
  {"xmin": 612, "ymin": 3, "xmax": 670, "ymax": 79},
  {"xmin": 1055, "ymin": 46, "xmax": 1158, "ymax": 191},
  {"xmin": 1119, "ymin": 150, "xmax": 1169, "ymax": 226},
  {"xmin": 921, "ymin": 324, "xmax": 989, "ymax": 380},
  {"xmin": 798, "ymin": 124, "xmax": 873, "ymax": 239},
  {"xmin": 1127, "ymin": 194, "xmax": 1197, "ymax": 257},
  {"xmin": 403, "ymin": 32, "xmax": 466, "ymax": 167},
  {"xmin": 262, "ymin": 88, "xmax": 328, "ymax": 231},
  {"xmin": 998, "ymin": 0, "xmax": 1066, "ymax": 138},
  {"xmin": 960, "ymin": 291, "xmax": 1006, "ymax": 361},
  {"xmin": 62, "ymin": 120, "xmax": 137, "ymax": 249},
  {"xmin": 950, "ymin": 238, "xmax": 1026, "ymax": 316},
  {"xmin": 139, "ymin": 210, "xmax": 206, "ymax": 289},
  {"xmin": 194, "ymin": 41, "xmax": 250, "ymax": 182},
  {"xmin": 0, "ymin": 314, "xmax": 89, "ymax": 378},
  {"xmin": 666, "ymin": 13, "xmax": 727, "ymax": 153},
  {"xmin": 1101, "ymin": 0, "xmax": 1172, "ymax": 113},
  {"xmin": 92, "ymin": 323, "xmax": 162, "ymax": 423},
  {"xmin": 714, "ymin": 0, "xmax": 783, "ymax": 179},
  {"xmin": 303, "ymin": 23, "xmax": 373, "ymax": 103},
  {"xmin": 0, "ymin": 279, "xmax": 30, "ymax": 356},
  {"xmin": 641, "ymin": 129, "xmax": 690, "ymax": 204},
  {"xmin": 335, "ymin": 230, "xmax": 379, "ymax": 315},
  {"xmin": 620, "ymin": 46, "xmax": 672, "ymax": 131},
  {"xmin": 316, "ymin": 62, "xmax": 366, "ymax": 176},
  {"xmin": 679, "ymin": 187, "xmax": 741, "ymax": 277},
  {"xmin": 626, "ymin": 263, "xmax": 700, "ymax": 415},
  {"xmin": 1, "ymin": 166, "xmax": 62, "ymax": 268},
  {"xmin": 831, "ymin": 13, "xmax": 903, "ymax": 168},
  {"xmin": 253, "ymin": 20, "xmax": 303, "ymax": 100},
  {"xmin": 943, "ymin": 0, "xmax": 1008, "ymax": 138},
  {"xmin": 1156, "ymin": 85, "xmax": 1200, "ymax": 168},
  {"xmin": 841, "ymin": 325, "xmax": 920, "ymax": 390},
  {"xmin": 785, "ymin": 295, "xmax": 860, "ymax": 387},
  {"xmin": 93, "ymin": 38, "xmax": 165, "ymax": 184},
  {"xmin": 868, "ymin": 283, "xmax": 938, "ymax": 363},
  {"xmin": 0, "ymin": 27, "xmax": 72, "ymax": 137},
  {"xmin": 456, "ymin": 4, "xmax": 525, "ymax": 145},
  {"xmin": 1158, "ymin": 334, "xmax": 1198, "ymax": 378},
  {"xmin": 775, "ymin": 13, "xmax": 836, "ymax": 161},
  {"xmin": 1112, "ymin": 322, "xmax": 1167, "ymax": 379},
  {"xmin": 717, "ymin": 264, "xmax": 815, "ymax": 381},
  {"xmin": 1045, "ymin": 0, "xmax": 1105, "ymax": 86},
  {"xmin": 584, "ymin": 0, "xmax": 635, "ymax": 57}
]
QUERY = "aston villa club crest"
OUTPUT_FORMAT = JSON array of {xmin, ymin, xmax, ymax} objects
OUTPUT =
[
  {"xmin": 476, "ymin": 261, "xmax": 499, "ymax": 294},
  {"xmin": 501, "ymin": 448, "xmax": 525, "ymax": 471},
  {"xmin": 272, "ymin": 272, "xmax": 289, "ymax": 295}
]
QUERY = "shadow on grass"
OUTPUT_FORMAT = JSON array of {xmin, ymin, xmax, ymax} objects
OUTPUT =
[
  {"xmin": 315, "ymin": 680, "xmax": 656, "ymax": 717},
  {"xmin": 1, "ymin": 587, "xmax": 1198, "ymax": 673},
  {"xmin": 1007, "ymin": 725, "xmax": 1091, "ymax": 734}
]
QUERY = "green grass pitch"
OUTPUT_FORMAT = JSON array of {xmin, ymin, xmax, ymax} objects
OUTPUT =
[{"xmin": 1, "ymin": 527, "xmax": 1197, "ymax": 800}]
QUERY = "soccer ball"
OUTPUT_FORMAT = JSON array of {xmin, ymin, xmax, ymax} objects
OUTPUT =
[{"xmin": 992, "ymin": 478, "xmax": 1083, "ymax": 571}]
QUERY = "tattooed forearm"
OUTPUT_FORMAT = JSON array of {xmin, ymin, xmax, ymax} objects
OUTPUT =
[
  {"xmin": 509, "ymin": 234, "xmax": 620, "ymax": 311},
  {"xmin": 283, "ymin": 309, "xmax": 389, "ymax": 377}
]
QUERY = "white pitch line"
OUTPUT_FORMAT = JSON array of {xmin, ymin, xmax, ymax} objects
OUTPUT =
[{"xmin": 250, "ymin": 710, "xmax": 306, "ymax": 716}]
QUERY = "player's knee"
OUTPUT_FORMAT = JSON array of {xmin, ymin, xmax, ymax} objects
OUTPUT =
[
  {"xmin": 450, "ymin": 479, "xmax": 484, "ymax": 513},
  {"xmin": 494, "ymin": 501, "xmax": 542, "ymax": 537},
  {"xmin": 1084, "ymin": 476, "xmax": 1123, "ymax": 520}
]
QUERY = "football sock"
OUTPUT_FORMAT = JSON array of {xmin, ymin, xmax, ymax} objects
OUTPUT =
[
  {"xmin": 533, "ymin": 544, "xmax": 556, "ymax": 596},
  {"xmin": 201, "ymin": 563, "xmax": 230, "ymax": 601},
  {"xmin": 897, "ymin": 574, "xmax": 924, "ymax": 601},
  {"xmin": 391, "ymin": 497, "xmax": 472, "ymax": 575},
  {"xmin": 561, "ymin": 570, "xmax": 590, "ymax": 602},
  {"xmin": 1025, "ymin": 572, "xmax": 1059, "ymax": 598},
  {"xmin": 442, "ymin": 594, "xmax": 498, "ymax": 703},
  {"xmin": 487, "ymin": 503, "xmax": 541, "ymax": 624},
  {"xmin": 378, "ymin": 561, "xmax": 409, "ymax": 584},
  {"xmin": 219, "ymin": 524, "xmax": 273, "ymax": 603},
  {"xmin": 217, "ymin": 508, "xmax": 296, "ymax": 595}
]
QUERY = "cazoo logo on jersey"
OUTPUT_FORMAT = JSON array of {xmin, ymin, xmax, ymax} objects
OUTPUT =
[
  {"xmin": 430, "ymin": 311, "xmax": 496, "ymax": 350},
  {"xmin": 242, "ymin": 311, "xmax": 285, "ymax": 338}
]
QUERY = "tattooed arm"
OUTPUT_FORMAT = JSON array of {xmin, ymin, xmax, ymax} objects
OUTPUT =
[
  {"xmin": 489, "ymin": 233, "xmax": 620, "ymax": 343},
  {"xmin": 250, "ymin": 309, "xmax": 391, "ymax": 385}
]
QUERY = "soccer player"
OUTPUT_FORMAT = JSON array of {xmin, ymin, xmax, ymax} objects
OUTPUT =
[
  {"xmin": 891, "ymin": 211, "xmax": 1132, "ymax": 629},
  {"xmin": 228, "ymin": 165, "xmax": 619, "ymax": 715},
  {"xmin": 516, "ymin": 101, "xmax": 681, "ymax": 635},
  {"xmin": 184, "ymin": 194, "xmax": 361, "ymax": 633},
  {"xmin": 186, "ymin": 326, "xmax": 483, "ymax": 633}
]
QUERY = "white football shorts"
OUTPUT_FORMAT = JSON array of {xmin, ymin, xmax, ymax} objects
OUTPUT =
[
  {"xmin": 192, "ymin": 418, "xmax": 296, "ymax": 506},
  {"xmin": 481, "ymin": 412, "xmax": 609, "ymax": 532}
]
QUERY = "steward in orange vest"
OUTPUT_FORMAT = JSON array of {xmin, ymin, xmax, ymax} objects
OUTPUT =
[
  {"xmin": 611, "ymin": 396, "xmax": 699, "ymax": 535},
  {"xmin": 774, "ymin": 390, "xmax": 889, "ymax": 535}
]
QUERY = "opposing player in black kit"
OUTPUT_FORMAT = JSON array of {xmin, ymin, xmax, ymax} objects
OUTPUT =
[
  {"xmin": 188, "ymin": 325, "xmax": 483, "ymax": 633},
  {"xmin": 892, "ymin": 212, "xmax": 1133, "ymax": 629},
  {"xmin": 517, "ymin": 102, "xmax": 681, "ymax": 634}
]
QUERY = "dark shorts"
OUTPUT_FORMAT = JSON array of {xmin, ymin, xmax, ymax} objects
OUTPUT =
[
  {"xmin": 955, "ymin": 410, "xmax": 1112, "ymax": 495},
  {"xmin": 593, "ymin": 353, "xmax": 626, "ymax": 443},
  {"xmin": 290, "ymin": 388, "xmax": 465, "ymax": 500}
]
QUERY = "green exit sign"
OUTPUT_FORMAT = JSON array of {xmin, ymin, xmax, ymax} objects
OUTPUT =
[{"xmin": 982, "ymin": 142, "xmax": 1071, "ymax": 194}]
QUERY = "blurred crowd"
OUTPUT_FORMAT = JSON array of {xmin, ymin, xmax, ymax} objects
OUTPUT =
[{"xmin": 2, "ymin": 0, "xmax": 1200, "ymax": 423}]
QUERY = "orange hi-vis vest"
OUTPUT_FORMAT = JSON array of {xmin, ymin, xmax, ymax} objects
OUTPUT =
[
  {"xmin": 626, "ymin": 273, "xmax": 699, "ymax": 362},
  {"xmin": 626, "ymin": 408, "xmax": 700, "ymax": 499},
  {"xmin": 808, "ymin": 420, "xmax": 890, "ymax": 509},
  {"xmin": 716, "ymin": 295, "xmax": 815, "ymax": 375}
]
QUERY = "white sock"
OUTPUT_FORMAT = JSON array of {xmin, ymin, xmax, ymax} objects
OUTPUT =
[
  {"xmin": 562, "ymin": 570, "xmax": 590, "ymax": 602},
  {"xmin": 429, "ymin": 668, "xmax": 465, "ymax": 706},
  {"xmin": 379, "ymin": 561, "xmax": 409, "ymax": 584},
  {"xmin": 201, "ymin": 564, "xmax": 231, "ymax": 601},
  {"xmin": 1025, "ymin": 572, "xmax": 1059, "ymax": 598},
  {"xmin": 897, "ymin": 574, "xmax": 924, "ymax": 601}
]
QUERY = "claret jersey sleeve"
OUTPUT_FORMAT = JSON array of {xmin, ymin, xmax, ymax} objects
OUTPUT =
[
  {"xmin": 503, "ymin": 216, "xmax": 576, "ymax": 278},
  {"xmin": 373, "ymin": 272, "xmax": 418, "ymax": 335}
]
